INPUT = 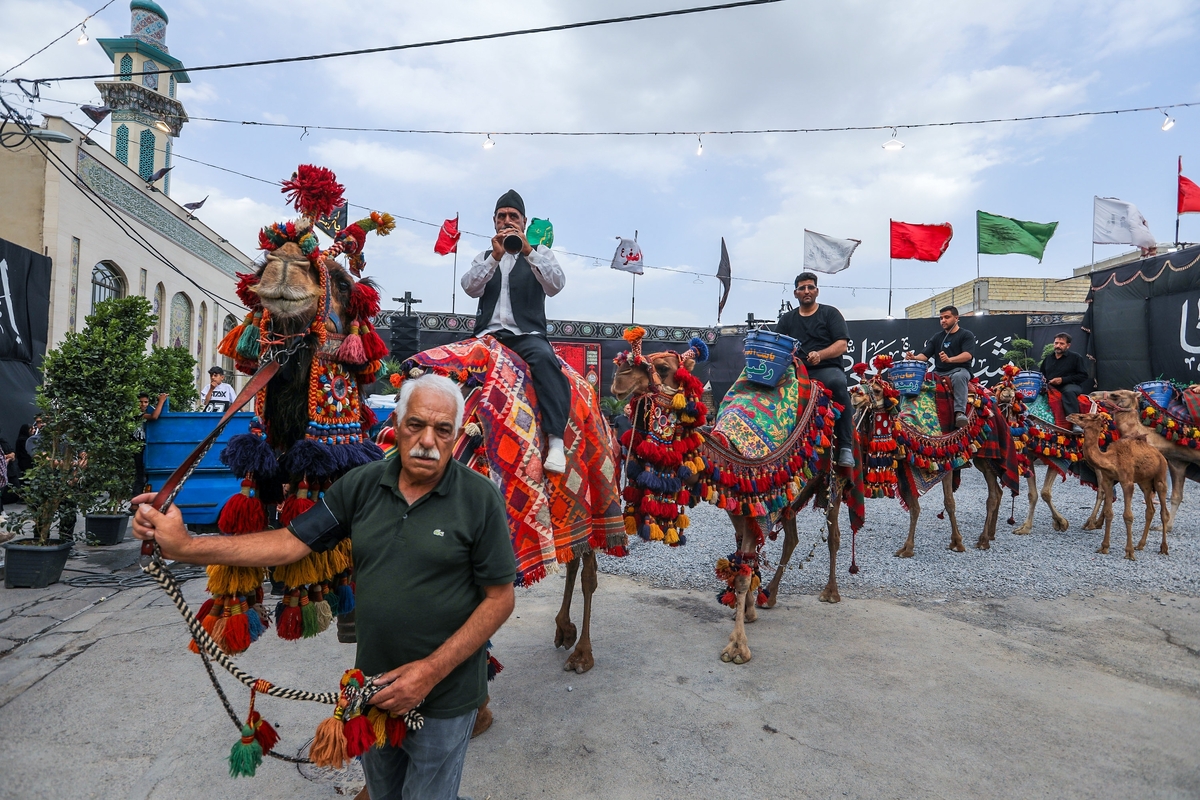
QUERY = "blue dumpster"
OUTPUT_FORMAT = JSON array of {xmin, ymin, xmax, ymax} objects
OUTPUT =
[{"xmin": 143, "ymin": 399, "xmax": 253, "ymax": 528}]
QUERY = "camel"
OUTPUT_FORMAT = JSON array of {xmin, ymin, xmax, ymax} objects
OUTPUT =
[
  {"xmin": 612, "ymin": 335, "xmax": 857, "ymax": 665},
  {"xmin": 1067, "ymin": 412, "xmax": 1171, "ymax": 559},
  {"xmin": 992, "ymin": 378, "xmax": 1107, "ymax": 534},
  {"xmin": 850, "ymin": 363, "xmax": 1018, "ymax": 557},
  {"xmin": 1091, "ymin": 389, "xmax": 1200, "ymax": 526}
]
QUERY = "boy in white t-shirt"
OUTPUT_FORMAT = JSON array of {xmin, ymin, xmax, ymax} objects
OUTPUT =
[{"xmin": 203, "ymin": 366, "xmax": 235, "ymax": 413}]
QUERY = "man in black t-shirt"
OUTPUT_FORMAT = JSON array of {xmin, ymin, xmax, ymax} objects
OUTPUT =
[
  {"xmin": 775, "ymin": 271, "xmax": 854, "ymax": 468},
  {"xmin": 1038, "ymin": 332, "xmax": 1089, "ymax": 419},
  {"xmin": 908, "ymin": 305, "xmax": 976, "ymax": 429}
]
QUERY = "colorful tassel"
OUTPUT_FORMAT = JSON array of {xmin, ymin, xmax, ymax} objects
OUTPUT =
[
  {"xmin": 218, "ymin": 480, "xmax": 268, "ymax": 535},
  {"xmin": 309, "ymin": 706, "xmax": 349, "ymax": 770},
  {"xmin": 228, "ymin": 724, "xmax": 263, "ymax": 778},
  {"xmin": 337, "ymin": 323, "xmax": 367, "ymax": 365},
  {"xmin": 344, "ymin": 712, "xmax": 376, "ymax": 758}
]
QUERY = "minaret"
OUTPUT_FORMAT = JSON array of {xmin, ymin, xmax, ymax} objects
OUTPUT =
[{"xmin": 95, "ymin": 0, "xmax": 189, "ymax": 195}]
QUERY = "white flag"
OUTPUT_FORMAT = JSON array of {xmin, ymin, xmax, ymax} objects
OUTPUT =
[
  {"xmin": 611, "ymin": 236, "xmax": 644, "ymax": 274},
  {"xmin": 1093, "ymin": 197, "xmax": 1156, "ymax": 250},
  {"xmin": 803, "ymin": 229, "xmax": 861, "ymax": 274}
]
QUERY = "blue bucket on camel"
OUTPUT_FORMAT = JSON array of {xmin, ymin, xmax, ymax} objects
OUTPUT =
[
  {"xmin": 743, "ymin": 329, "xmax": 797, "ymax": 388},
  {"xmin": 889, "ymin": 360, "xmax": 928, "ymax": 396},
  {"xmin": 1136, "ymin": 380, "xmax": 1175, "ymax": 407},
  {"xmin": 1013, "ymin": 370, "xmax": 1044, "ymax": 400}
]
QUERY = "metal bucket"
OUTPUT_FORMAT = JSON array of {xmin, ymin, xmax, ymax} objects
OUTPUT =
[
  {"xmin": 1013, "ymin": 370, "xmax": 1045, "ymax": 400},
  {"xmin": 1136, "ymin": 380, "xmax": 1175, "ymax": 408},
  {"xmin": 743, "ymin": 329, "xmax": 797, "ymax": 388},
  {"xmin": 889, "ymin": 360, "xmax": 928, "ymax": 396}
]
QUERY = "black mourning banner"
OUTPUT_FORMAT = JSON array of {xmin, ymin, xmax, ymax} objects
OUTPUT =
[{"xmin": 0, "ymin": 237, "xmax": 51, "ymax": 363}]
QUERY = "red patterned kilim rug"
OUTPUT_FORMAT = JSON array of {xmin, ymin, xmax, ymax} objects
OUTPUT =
[{"xmin": 402, "ymin": 336, "xmax": 625, "ymax": 586}]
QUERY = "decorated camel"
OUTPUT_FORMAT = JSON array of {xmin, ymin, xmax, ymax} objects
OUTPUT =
[
  {"xmin": 1067, "ymin": 411, "xmax": 1171, "ymax": 559},
  {"xmin": 850, "ymin": 356, "xmax": 1020, "ymax": 556},
  {"xmin": 992, "ymin": 367, "xmax": 1111, "ymax": 534},
  {"xmin": 1091, "ymin": 387, "xmax": 1200, "ymax": 525},
  {"xmin": 388, "ymin": 336, "xmax": 626, "ymax": 677},
  {"xmin": 610, "ymin": 327, "xmax": 863, "ymax": 665}
]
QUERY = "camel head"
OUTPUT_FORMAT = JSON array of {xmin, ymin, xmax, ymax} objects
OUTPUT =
[
  {"xmin": 1090, "ymin": 389, "xmax": 1139, "ymax": 414},
  {"xmin": 254, "ymin": 240, "xmax": 354, "ymax": 335},
  {"xmin": 1067, "ymin": 410, "xmax": 1114, "ymax": 440},
  {"xmin": 848, "ymin": 358, "xmax": 899, "ymax": 417},
  {"xmin": 610, "ymin": 327, "xmax": 706, "ymax": 402}
]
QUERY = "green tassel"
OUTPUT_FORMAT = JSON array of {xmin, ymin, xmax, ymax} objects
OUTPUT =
[
  {"xmin": 324, "ymin": 586, "xmax": 340, "ymax": 616},
  {"xmin": 229, "ymin": 724, "xmax": 263, "ymax": 778},
  {"xmin": 301, "ymin": 597, "xmax": 319, "ymax": 639},
  {"xmin": 237, "ymin": 319, "xmax": 261, "ymax": 361}
]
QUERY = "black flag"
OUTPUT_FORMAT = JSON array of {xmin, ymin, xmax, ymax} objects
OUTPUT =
[
  {"xmin": 716, "ymin": 237, "xmax": 731, "ymax": 322},
  {"xmin": 316, "ymin": 204, "xmax": 349, "ymax": 240}
]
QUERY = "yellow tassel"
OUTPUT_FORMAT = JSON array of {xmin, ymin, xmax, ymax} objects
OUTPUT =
[
  {"xmin": 623, "ymin": 515, "xmax": 637, "ymax": 535},
  {"xmin": 672, "ymin": 392, "xmax": 687, "ymax": 410},
  {"xmin": 715, "ymin": 558, "xmax": 731, "ymax": 572},
  {"xmin": 206, "ymin": 565, "xmax": 266, "ymax": 596},
  {"xmin": 676, "ymin": 513, "xmax": 690, "ymax": 529},
  {"xmin": 367, "ymin": 706, "xmax": 388, "ymax": 748},
  {"xmin": 650, "ymin": 523, "xmax": 664, "ymax": 541},
  {"xmin": 665, "ymin": 527, "xmax": 679, "ymax": 545}
]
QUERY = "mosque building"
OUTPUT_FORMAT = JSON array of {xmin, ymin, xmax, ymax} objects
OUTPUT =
[{"xmin": 0, "ymin": 1, "xmax": 252, "ymax": 439}]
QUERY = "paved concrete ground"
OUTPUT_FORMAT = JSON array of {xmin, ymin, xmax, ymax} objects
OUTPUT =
[{"xmin": 1, "ymin": 536, "xmax": 1197, "ymax": 799}]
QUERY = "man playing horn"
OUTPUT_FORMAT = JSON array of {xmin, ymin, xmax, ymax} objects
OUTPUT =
[{"xmin": 461, "ymin": 189, "xmax": 570, "ymax": 473}]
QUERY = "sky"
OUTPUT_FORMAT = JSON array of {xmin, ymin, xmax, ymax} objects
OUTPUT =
[{"xmin": 2, "ymin": 0, "xmax": 1199, "ymax": 327}]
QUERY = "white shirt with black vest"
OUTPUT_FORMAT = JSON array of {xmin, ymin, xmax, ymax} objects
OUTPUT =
[{"xmin": 460, "ymin": 246, "xmax": 565, "ymax": 336}]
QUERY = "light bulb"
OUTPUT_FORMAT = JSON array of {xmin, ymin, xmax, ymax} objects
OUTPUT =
[
  {"xmin": 1161, "ymin": 111, "xmax": 1175, "ymax": 131},
  {"xmin": 882, "ymin": 128, "xmax": 904, "ymax": 150},
  {"xmin": 483, "ymin": 134, "xmax": 495, "ymax": 149},
  {"xmin": 77, "ymin": 25, "xmax": 88, "ymax": 45},
  {"xmin": 696, "ymin": 136, "xmax": 703, "ymax": 156},
  {"xmin": 154, "ymin": 120, "xmax": 171, "ymax": 133}
]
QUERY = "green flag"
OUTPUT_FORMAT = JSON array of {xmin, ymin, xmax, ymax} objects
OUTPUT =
[{"xmin": 976, "ymin": 210, "xmax": 1058, "ymax": 262}]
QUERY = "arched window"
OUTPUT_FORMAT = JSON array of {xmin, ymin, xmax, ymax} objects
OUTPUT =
[
  {"xmin": 138, "ymin": 129, "xmax": 156, "ymax": 181},
  {"xmin": 115, "ymin": 125, "xmax": 129, "ymax": 165},
  {"xmin": 152, "ymin": 282, "xmax": 165, "ymax": 345},
  {"xmin": 221, "ymin": 314, "xmax": 237, "ymax": 375},
  {"xmin": 168, "ymin": 75, "xmax": 176, "ymax": 98},
  {"xmin": 90, "ymin": 262, "xmax": 126, "ymax": 314},
  {"xmin": 169, "ymin": 292, "xmax": 192, "ymax": 350},
  {"xmin": 196, "ymin": 301, "xmax": 207, "ymax": 369},
  {"xmin": 119, "ymin": 54, "xmax": 133, "ymax": 81}
]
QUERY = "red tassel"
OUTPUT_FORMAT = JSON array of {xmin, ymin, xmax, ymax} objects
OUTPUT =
[
  {"xmin": 235, "ymin": 273, "xmax": 262, "ymax": 310},
  {"xmin": 248, "ymin": 710, "xmax": 279, "ymax": 754},
  {"xmin": 360, "ymin": 402, "xmax": 378, "ymax": 428},
  {"xmin": 384, "ymin": 715, "xmax": 407, "ymax": 748},
  {"xmin": 277, "ymin": 593, "xmax": 303, "ymax": 640},
  {"xmin": 348, "ymin": 281, "xmax": 381, "ymax": 320},
  {"xmin": 278, "ymin": 481, "xmax": 316, "ymax": 527},
  {"xmin": 344, "ymin": 713, "xmax": 377, "ymax": 758},
  {"xmin": 223, "ymin": 601, "xmax": 252, "ymax": 654},
  {"xmin": 361, "ymin": 324, "xmax": 389, "ymax": 361},
  {"xmin": 218, "ymin": 480, "xmax": 267, "ymax": 535},
  {"xmin": 337, "ymin": 323, "xmax": 367, "ymax": 365},
  {"xmin": 189, "ymin": 598, "xmax": 222, "ymax": 653}
]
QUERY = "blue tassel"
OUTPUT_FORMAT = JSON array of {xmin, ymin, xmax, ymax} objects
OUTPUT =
[
  {"xmin": 678, "ymin": 464, "xmax": 694, "ymax": 481},
  {"xmin": 221, "ymin": 434, "xmax": 279, "ymax": 477},
  {"xmin": 688, "ymin": 336, "xmax": 710, "ymax": 363},
  {"xmin": 360, "ymin": 440, "xmax": 385, "ymax": 462},
  {"xmin": 336, "ymin": 583, "xmax": 355, "ymax": 614},
  {"xmin": 247, "ymin": 604, "xmax": 264, "ymax": 641},
  {"xmin": 283, "ymin": 439, "xmax": 335, "ymax": 478},
  {"xmin": 626, "ymin": 460, "xmax": 642, "ymax": 481},
  {"xmin": 638, "ymin": 523, "xmax": 651, "ymax": 541}
]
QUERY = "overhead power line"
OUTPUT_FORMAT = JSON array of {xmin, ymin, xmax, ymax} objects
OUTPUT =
[
  {"xmin": 0, "ymin": 0, "xmax": 119, "ymax": 79},
  {"xmin": 7, "ymin": 0, "xmax": 783, "ymax": 84}
]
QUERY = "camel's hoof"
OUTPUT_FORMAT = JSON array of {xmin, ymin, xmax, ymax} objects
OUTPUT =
[
  {"xmin": 1053, "ymin": 519, "xmax": 1069, "ymax": 532},
  {"xmin": 564, "ymin": 649, "xmax": 594, "ymax": 674},
  {"xmin": 950, "ymin": 543, "xmax": 966, "ymax": 553},
  {"xmin": 720, "ymin": 649, "xmax": 751, "ymax": 665},
  {"xmin": 1135, "ymin": 543, "xmax": 1146, "ymax": 551},
  {"xmin": 1097, "ymin": 546, "xmax": 1109, "ymax": 554},
  {"xmin": 471, "ymin": 701, "xmax": 493, "ymax": 739},
  {"xmin": 975, "ymin": 540, "xmax": 991, "ymax": 551},
  {"xmin": 744, "ymin": 607, "xmax": 758, "ymax": 624},
  {"xmin": 894, "ymin": 547, "xmax": 914, "ymax": 558},
  {"xmin": 818, "ymin": 588, "xmax": 841, "ymax": 604},
  {"xmin": 554, "ymin": 622, "xmax": 577, "ymax": 651},
  {"xmin": 1012, "ymin": 527, "xmax": 1032, "ymax": 536},
  {"xmin": 1160, "ymin": 545, "xmax": 1169, "ymax": 555},
  {"xmin": 1125, "ymin": 552, "xmax": 1136, "ymax": 561},
  {"xmin": 764, "ymin": 593, "xmax": 779, "ymax": 609}
]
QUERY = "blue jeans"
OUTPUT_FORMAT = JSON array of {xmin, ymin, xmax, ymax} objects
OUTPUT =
[{"xmin": 362, "ymin": 709, "xmax": 477, "ymax": 800}]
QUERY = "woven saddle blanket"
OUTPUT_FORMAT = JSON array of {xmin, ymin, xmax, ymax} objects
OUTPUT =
[
  {"xmin": 402, "ymin": 336, "xmax": 624, "ymax": 586},
  {"xmin": 712, "ymin": 361, "xmax": 812, "ymax": 459}
]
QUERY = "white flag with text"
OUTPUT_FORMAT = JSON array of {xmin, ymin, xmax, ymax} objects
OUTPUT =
[
  {"xmin": 1093, "ymin": 197, "xmax": 1156, "ymax": 250},
  {"xmin": 611, "ymin": 237, "xmax": 644, "ymax": 274},
  {"xmin": 803, "ymin": 229, "xmax": 861, "ymax": 274}
]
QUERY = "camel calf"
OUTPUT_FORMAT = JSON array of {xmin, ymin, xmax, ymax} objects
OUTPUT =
[{"xmin": 1068, "ymin": 412, "xmax": 1171, "ymax": 560}]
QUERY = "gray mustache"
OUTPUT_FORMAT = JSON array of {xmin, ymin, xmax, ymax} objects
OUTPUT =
[{"xmin": 409, "ymin": 445, "xmax": 440, "ymax": 460}]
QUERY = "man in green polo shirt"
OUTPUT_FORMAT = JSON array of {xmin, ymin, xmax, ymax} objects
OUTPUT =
[{"xmin": 131, "ymin": 373, "xmax": 517, "ymax": 800}]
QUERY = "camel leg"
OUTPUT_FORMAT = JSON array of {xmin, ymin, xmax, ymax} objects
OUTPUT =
[
  {"xmin": 764, "ymin": 514, "xmax": 799, "ymax": 609},
  {"xmin": 944, "ymin": 474, "xmax": 966, "ymax": 553},
  {"xmin": 1083, "ymin": 475, "xmax": 1110, "ymax": 531},
  {"xmin": 1013, "ymin": 469, "xmax": 1038, "ymax": 535},
  {"xmin": 564, "ymin": 551, "xmax": 597, "ymax": 673},
  {"xmin": 1098, "ymin": 483, "xmax": 1114, "ymax": 554},
  {"xmin": 1121, "ymin": 482, "xmax": 1136, "ymax": 561},
  {"xmin": 895, "ymin": 488, "xmax": 920, "ymax": 558},
  {"xmin": 1158, "ymin": 478, "xmax": 1171, "ymax": 554},
  {"xmin": 554, "ymin": 556, "xmax": 580, "ymax": 650},
  {"xmin": 820, "ymin": 490, "xmax": 842, "ymax": 604},
  {"xmin": 720, "ymin": 525, "xmax": 757, "ymax": 665},
  {"xmin": 1136, "ymin": 485, "xmax": 1153, "ymax": 552},
  {"xmin": 975, "ymin": 462, "xmax": 1002, "ymax": 549},
  {"xmin": 1165, "ymin": 461, "xmax": 1187, "ymax": 531},
  {"xmin": 1042, "ymin": 469, "xmax": 1070, "ymax": 532}
]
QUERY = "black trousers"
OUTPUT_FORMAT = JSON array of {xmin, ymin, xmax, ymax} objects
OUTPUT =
[
  {"xmin": 1059, "ymin": 383, "xmax": 1084, "ymax": 416},
  {"xmin": 806, "ymin": 363, "xmax": 853, "ymax": 452},
  {"xmin": 492, "ymin": 330, "xmax": 570, "ymax": 439}
]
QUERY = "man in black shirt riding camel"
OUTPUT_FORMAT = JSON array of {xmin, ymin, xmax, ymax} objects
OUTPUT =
[
  {"xmin": 908, "ymin": 305, "xmax": 977, "ymax": 430},
  {"xmin": 775, "ymin": 272, "xmax": 855, "ymax": 468}
]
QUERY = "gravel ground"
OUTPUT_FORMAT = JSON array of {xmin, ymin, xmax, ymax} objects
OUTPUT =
[{"xmin": 598, "ymin": 470, "xmax": 1200, "ymax": 600}]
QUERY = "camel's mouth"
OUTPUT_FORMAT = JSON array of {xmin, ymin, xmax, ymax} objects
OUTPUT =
[{"xmin": 253, "ymin": 284, "xmax": 319, "ymax": 318}]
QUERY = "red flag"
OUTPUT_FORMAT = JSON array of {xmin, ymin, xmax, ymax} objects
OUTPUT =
[
  {"xmin": 1180, "ymin": 158, "xmax": 1200, "ymax": 215},
  {"xmin": 890, "ymin": 220, "xmax": 953, "ymax": 261},
  {"xmin": 434, "ymin": 217, "xmax": 460, "ymax": 255}
]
